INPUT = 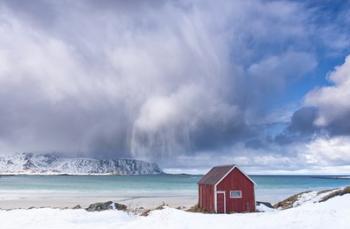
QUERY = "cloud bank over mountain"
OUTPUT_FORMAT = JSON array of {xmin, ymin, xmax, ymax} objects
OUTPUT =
[{"xmin": 0, "ymin": 0, "xmax": 349, "ymax": 173}]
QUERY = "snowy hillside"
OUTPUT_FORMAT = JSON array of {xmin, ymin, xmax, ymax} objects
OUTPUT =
[
  {"xmin": 0, "ymin": 153, "xmax": 163, "ymax": 175},
  {"xmin": 273, "ymin": 186, "xmax": 350, "ymax": 210}
]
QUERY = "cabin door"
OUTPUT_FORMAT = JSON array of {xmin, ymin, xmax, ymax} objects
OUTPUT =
[{"xmin": 216, "ymin": 192, "xmax": 226, "ymax": 213}]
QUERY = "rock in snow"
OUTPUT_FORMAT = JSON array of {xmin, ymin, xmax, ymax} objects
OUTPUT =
[
  {"xmin": 256, "ymin": 202, "xmax": 275, "ymax": 212},
  {"xmin": 86, "ymin": 201, "xmax": 127, "ymax": 212},
  {"xmin": 0, "ymin": 152, "xmax": 163, "ymax": 175}
]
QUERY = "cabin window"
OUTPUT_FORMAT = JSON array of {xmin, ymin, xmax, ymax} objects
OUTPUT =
[{"xmin": 230, "ymin": 190, "xmax": 242, "ymax": 198}]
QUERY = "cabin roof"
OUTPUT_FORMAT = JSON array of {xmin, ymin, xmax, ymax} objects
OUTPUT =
[
  {"xmin": 198, "ymin": 165, "xmax": 235, "ymax": 185},
  {"xmin": 198, "ymin": 164, "xmax": 256, "ymax": 186}
]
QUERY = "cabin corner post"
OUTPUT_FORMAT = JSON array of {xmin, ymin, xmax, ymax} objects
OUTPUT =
[
  {"xmin": 198, "ymin": 185, "xmax": 200, "ymax": 208},
  {"xmin": 253, "ymin": 183, "xmax": 256, "ymax": 211},
  {"xmin": 214, "ymin": 184, "xmax": 217, "ymax": 213}
]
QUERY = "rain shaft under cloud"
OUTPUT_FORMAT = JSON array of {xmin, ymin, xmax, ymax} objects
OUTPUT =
[{"xmin": 0, "ymin": 0, "xmax": 350, "ymax": 172}]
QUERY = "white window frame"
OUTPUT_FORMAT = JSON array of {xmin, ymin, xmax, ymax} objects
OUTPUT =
[{"xmin": 230, "ymin": 190, "xmax": 242, "ymax": 199}]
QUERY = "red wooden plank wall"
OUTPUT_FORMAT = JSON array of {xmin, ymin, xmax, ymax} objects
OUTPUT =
[
  {"xmin": 199, "ymin": 184, "xmax": 215, "ymax": 212},
  {"xmin": 216, "ymin": 168, "xmax": 255, "ymax": 212}
]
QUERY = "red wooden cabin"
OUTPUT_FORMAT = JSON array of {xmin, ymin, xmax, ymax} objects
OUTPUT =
[{"xmin": 198, "ymin": 164, "xmax": 256, "ymax": 213}]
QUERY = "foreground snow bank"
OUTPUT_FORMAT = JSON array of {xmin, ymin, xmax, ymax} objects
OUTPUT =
[{"xmin": 1, "ymin": 195, "xmax": 349, "ymax": 229}]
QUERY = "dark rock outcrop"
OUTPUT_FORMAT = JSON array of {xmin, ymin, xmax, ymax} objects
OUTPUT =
[
  {"xmin": 319, "ymin": 186, "xmax": 350, "ymax": 202},
  {"xmin": 85, "ymin": 201, "xmax": 127, "ymax": 212},
  {"xmin": 23, "ymin": 160, "xmax": 37, "ymax": 170},
  {"xmin": 72, "ymin": 205, "xmax": 82, "ymax": 209},
  {"xmin": 256, "ymin": 201, "xmax": 273, "ymax": 209},
  {"xmin": 273, "ymin": 191, "xmax": 311, "ymax": 209}
]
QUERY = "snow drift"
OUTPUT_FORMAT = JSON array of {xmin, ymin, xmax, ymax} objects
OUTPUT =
[{"xmin": 0, "ymin": 191, "xmax": 349, "ymax": 229}]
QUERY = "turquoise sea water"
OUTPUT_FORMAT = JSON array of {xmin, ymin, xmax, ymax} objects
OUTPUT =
[{"xmin": 0, "ymin": 175, "xmax": 349, "ymax": 203}]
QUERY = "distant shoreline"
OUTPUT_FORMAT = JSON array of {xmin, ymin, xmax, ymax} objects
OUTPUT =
[
  {"xmin": 1, "ymin": 173, "xmax": 350, "ymax": 178},
  {"xmin": 0, "ymin": 173, "xmax": 167, "ymax": 176}
]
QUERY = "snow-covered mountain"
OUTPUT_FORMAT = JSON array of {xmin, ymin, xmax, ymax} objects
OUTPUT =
[{"xmin": 0, "ymin": 153, "xmax": 163, "ymax": 175}]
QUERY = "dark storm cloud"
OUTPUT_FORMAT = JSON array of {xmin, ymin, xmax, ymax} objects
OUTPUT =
[
  {"xmin": 0, "ymin": 0, "xmax": 349, "ymax": 171},
  {"xmin": 283, "ymin": 106, "xmax": 350, "ymax": 139},
  {"xmin": 280, "ymin": 55, "xmax": 350, "ymax": 144},
  {"xmin": 273, "ymin": 107, "xmax": 319, "ymax": 145},
  {"xmin": 288, "ymin": 107, "xmax": 319, "ymax": 134},
  {"xmin": 289, "ymin": 106, "xmax": 350, "ymax": 137},
  {"xmin": 0, "ymin": 0, "xmax": 259, "ymax": 160},
  {"xmin": 0, "ymin": 0, "xmax": 57, "ymax": 27}
]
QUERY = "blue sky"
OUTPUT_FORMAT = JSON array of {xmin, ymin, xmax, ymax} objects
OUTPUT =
[{"xmin": 0, "ymin": 0, "xmax": 350, "ymax": 174}]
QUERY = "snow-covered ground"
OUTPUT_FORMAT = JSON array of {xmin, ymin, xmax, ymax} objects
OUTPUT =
[{"xmin": 0, "ymin": 194, "xmax": 349, "ymax": 229}]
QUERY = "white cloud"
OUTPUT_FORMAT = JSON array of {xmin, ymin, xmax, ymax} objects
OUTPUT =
[
  {"xmin": 305, "ymin": 55, "xmax": 350, "ymax": 127},
  {"xmin": 164, "ymin": 136, "xmax": 350, "ymax": 174},
  {"xmin": 302, "ymin": 136, "xmax": 350, "ymax": 166}
]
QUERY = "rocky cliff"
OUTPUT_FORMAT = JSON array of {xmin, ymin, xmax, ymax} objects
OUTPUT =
[{"xmin": 0, "ymin": 153, "xmax": 163, "ymax": 175}]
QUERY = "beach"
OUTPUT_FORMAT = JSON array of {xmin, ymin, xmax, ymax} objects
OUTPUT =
[
  {"xmin": 0, "ymin": 175, "xmax": 349, "ymax": 210},
  {"xmin": 0, "ymin": 195, "xmax": 196, "ymax": 210}
]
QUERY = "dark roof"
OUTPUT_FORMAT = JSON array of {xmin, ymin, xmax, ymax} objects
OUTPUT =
[{"xmin": 198, "ymin": 165, "xmax": 235, "ymax": 185}]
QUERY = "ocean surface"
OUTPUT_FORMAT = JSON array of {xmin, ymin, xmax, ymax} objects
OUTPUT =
[{"xmin": 0, "ymin": 175, "xmax": 349, "ymax": 203}]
